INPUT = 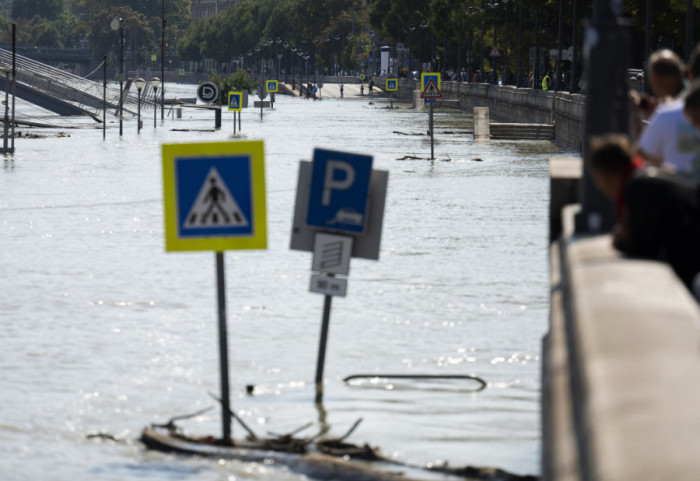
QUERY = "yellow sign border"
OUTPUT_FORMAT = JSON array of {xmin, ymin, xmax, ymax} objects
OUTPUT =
[
  {"xmin": 385, "ymin": 79, "xmax": 398, "ymax": 91},
  {"xmin": 265, "ymin": 80, "xmax": 278, "ymax": 93},
  {"xmin": 162, "ymin": 141, "xmax": 267, "ymax": 252},
  {"xmin": 420, "ymin": 72, "xmax": 441, "ymax": 92},
  {"xmin": 227, "ymin": 91, "xmax": 243, "ymax": 111}
]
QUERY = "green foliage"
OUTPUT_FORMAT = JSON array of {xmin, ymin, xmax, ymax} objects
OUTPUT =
[
  {"xmin": 209, "ymin": 70, "xmax": 257, "ymax": 101},
  {"xmin": 13, "ymin": 0, "xmax": 64, "ymax": 22}
]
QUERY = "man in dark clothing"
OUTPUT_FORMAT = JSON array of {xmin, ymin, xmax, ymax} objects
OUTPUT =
[{"xmin": 590, "ymin": 134, "xmax": 700, "ymax": 292}]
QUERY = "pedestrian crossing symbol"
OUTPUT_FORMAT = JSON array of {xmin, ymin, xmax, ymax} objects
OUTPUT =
[
  {"xmin": 420, "ymin": 78, "xmax": 443, "ymax": 99},
  {"xmin": 386, "ymin": 79, "xmax": 398, "ymax": 91},
  {"xmin": 266, "ymin": 80, "xmax": 278, "ymax": 93},
  {"xmin": 228, "ymin": 91, "xmax": 242, "ymax": 111},
  {"xmin": 162, "ymin": 141, "xmax": 267, "ymax": 252},
  {"xmin": 183, "ymin": 167, "xmax": 249, "ymax": 228}
]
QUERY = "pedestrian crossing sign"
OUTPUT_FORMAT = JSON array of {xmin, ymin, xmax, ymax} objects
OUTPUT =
[
  {"xmin": 420, "ymin": 72, "xmax": 441, "ymax": 92},
  {"xmin": 420, "ymin": 78, "xmax": 443, "ymax": 99},
  {"xmin": 162, "ymin": 141, "xmax": 267, "ymax": 252},
  {"xmin": 228, "ymin": 91, "xmax": 242, "ymax": 111},
  {"xmin": 386, "ymin": 79, "xmax": 398, "ymax": 91},
  {"xmin": 266, "ymin": 80, "xmax": 278, "ymax": 93}
]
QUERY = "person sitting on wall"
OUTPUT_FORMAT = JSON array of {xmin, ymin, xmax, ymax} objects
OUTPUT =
[{"xmin": 589, "ymin": 134, "xmax": 700, "ymax": 295}]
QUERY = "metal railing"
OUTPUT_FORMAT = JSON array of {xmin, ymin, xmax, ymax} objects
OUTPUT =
[{"xmin": 0, "ymin": 47, "xmax": 158, "ymax": 118}]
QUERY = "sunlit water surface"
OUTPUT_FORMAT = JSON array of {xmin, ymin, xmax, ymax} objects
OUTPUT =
[{"xmin": 0, "ymin": 84, "xmax": 574, "ymax": 480}]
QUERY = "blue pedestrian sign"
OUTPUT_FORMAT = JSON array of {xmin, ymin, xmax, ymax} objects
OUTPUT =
[
  {"xmin": 228, "ymin": 91, "xmax": 242, "ymax": 111},
  {"xmin": 162, "ymin": 141, "xmax": 267, "ymax": 252},
  {"xmin": 386, "ymin": 79, "xmax": 398, "ymax": 91},
  {"xmin": 306, "ymin": 148, "xmax": 373, "ymax": 235},
  {"xmin": 266, "ymin": 80, "xmax": 278, "ymax": 93}
]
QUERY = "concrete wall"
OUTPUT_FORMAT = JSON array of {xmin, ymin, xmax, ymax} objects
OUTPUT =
[
  {"xmin": 546, "ymin": 206, "xmax": 700, "ymax": 481},
  {"xmin": 396, "ymin": 79, "xmax": 586, "ymax": 151}
]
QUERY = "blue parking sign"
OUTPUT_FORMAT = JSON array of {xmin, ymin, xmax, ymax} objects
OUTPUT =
[{"xmin": 306, "ymin": 149, "xmax": 373, "ymax": 234}]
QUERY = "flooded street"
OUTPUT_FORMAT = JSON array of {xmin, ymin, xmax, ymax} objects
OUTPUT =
[{"xmin": 0, "ymin": 84, "xmax": 574, "ymax": 480}]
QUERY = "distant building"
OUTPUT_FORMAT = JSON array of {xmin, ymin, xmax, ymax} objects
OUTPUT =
[{"xmin": 191, "ymin": 0, "xmax": 245, "ymax": 21}]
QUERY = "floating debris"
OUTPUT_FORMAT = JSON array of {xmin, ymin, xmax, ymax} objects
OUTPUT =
[
  {"xmin": 396, "ymin": 155, "xmax": 432, "ymax": 161},
  {"xmin": 14, "ymin": 131, "xmax": 70, "ymax": 139},
  {"xmin": 393, "ymin": 131, "xmax": 425, "ymax": 136}
]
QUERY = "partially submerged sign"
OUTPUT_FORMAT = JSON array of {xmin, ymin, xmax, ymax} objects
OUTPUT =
[
  {"xmin": 290, "ymin": 148, "xmax": 389, "ymax": 402},
  {"xmin": 197, "ymin": 82, "xmax": 220, "ymax": 104},
  {"xmin": 228, "ymin": 92, "xmax": 243, "ymax": 112},
  {"xmin": 420, "ymin": 72, "xmax": 441, "ymax": 92},
  {"xmin": 290, "ymin": 152, "xmax": 388, "ymax": 260}
]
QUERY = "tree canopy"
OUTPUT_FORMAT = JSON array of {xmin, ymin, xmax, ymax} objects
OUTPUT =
[{"xmin": 0, "ymin": 0, "xmax": 698, "ymax": 78}]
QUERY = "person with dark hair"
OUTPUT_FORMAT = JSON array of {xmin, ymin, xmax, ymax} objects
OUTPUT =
[
  {"xmin": 590, "ymin": 134, "xmax": 700, "ymax": 293},
  {"xmin": 636, "ymin": 46, "xmax": 700, "ymax": 180}
]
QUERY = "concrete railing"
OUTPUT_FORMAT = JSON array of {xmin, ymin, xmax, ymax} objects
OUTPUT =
[
  {"xmin": 395, "ymin": 79, "xmax": 585, "ymax": 151},
  {"xmin": 545, "ymin": 158, "xmax": 700, "ymax": 480}
]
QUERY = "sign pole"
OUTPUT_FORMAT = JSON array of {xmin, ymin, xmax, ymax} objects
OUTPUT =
[
  {"xmin": 215, "ymin": 251, "xmax": 233, "ymax": 442},
  {"xmin": 233, "ymin": 111, "xmax": 237, "ymax": 134},
  {"xmin": 238, "ymin": 111, "xmax": 241, "ymax": 131},
  {"xmin": 314, "ymin": 292, "xmax": 333, "ymax": 404},
  {"xmin": 429, "ymin": 101, "xmax": 435, "ymax": 160}
]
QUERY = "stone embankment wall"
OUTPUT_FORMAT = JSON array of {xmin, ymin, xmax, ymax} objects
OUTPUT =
[{"xmin": 396, "ymin": 79, "xmax": 585, "ymax": 152}]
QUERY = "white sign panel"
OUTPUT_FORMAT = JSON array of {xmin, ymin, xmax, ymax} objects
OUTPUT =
[
  {"xmin": 312, "ymin": 233, "xmax": 353, "ymax": 276},
  {"xmin": 310, "ymin": 274, "xmax": 348, "ymax": 297}
]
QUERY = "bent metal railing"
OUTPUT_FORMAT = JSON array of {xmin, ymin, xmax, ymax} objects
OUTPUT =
[{"xmin": 0, "ymin": 47, "xmax": 159, "ymax": 118}]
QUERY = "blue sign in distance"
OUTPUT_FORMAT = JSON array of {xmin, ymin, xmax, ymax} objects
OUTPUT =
[
  {"xmin": 306, "ymin": 148, "xmax": 373, "ymax": 235},
  {"xmin": 174, "ymin": 154, "xmax": 254, "ymax": 239}
]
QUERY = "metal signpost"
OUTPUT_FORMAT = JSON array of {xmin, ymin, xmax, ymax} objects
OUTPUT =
[
  {"xmin": 266, "ymin": 80, "xmax": 278, "ymax": 109},
  {"xmin": 290, "ymin": 149, "xmax": 389, "ymax": 403},
  {"xmin": 258, "ymin": 83, "xmax": 268, "ymax": 121},
  {"xmin": 198, "ymin": 82, "xmax": 222, "ymax": 129},
  {"xmin": 420, "ymin": 73, "xmax": 443, "ymax": 160},
  {"xmin": 228, "ymin": 91, "xmax": 243, "ymax": 134},
  {"xmin": 162, "ymin": 141, "xmax": 267, "ymax": 443}
]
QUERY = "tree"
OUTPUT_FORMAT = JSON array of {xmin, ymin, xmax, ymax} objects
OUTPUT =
[{"xmin": 12, "ymin": 0, "xmax": 64, "ymax": 21}]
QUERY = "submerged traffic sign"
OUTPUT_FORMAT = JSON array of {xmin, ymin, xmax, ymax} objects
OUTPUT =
[
  {"xmin": 420, "ymin": 72, "xmax": 441, "ymax": 92},
  {"xmin": 197, "ymin": 82, "xmax": 220, "ymax": 104},
  {"xmin": 420, "ymin": 78, "xmax": 443, "ymax": 99},
  {"xmin": 162, "ymin": 141, "xmax": 267, "ymax": 252},
  {"xmin": 228, "ymin": 91, "xmax": 242, "ymax": 111},
  {"xmin": 306, "ymin": 148, "xmax": 373, "ymax": 235}
]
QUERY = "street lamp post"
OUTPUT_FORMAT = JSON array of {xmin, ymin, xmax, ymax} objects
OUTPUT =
[
  {"xmin": 480, "ymin": 1, "xmax": 486, "ymax": 78},
  {"xmin": 503, "ymin": 0, "xmax": 509, "ymax": 84},
  {"xmin": 517, "ymin": 2, "xmax": 523, "ymax": 86},
  {"xmin": 134, "ymin": 77, "xmax": 145, "ymax": 133},
  {"xmin": 420, "ymin": 20, "xmax": 429, "ymax": 71},
  {"xmin": 161, "ymin": 0, "xmax": 165, "ymax": 121},
  {"xmin": 489, "ymin": 0, "xmax": 498, "ymax": 84},
  {"xmin": 1, "ymin": 66, "xmax": 10, "ymax": 153},
  {"xmin": 150, "ymin": 77, "xmax": 160, "ymax": 128},
  {"xmin": 111, "ymin": 17, "xmax": 125, "ymax": 136}
]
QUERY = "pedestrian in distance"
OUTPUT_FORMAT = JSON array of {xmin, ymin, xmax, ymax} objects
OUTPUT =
[
  {"xmin": 542, "ymin": 71, "xmax": 552, "ymax": 91},
  {"xmin": 340, "ymin": 82, "xmax": 344, "ymax": 98}
]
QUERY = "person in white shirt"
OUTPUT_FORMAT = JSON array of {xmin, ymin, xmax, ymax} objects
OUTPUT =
[{"xmin": 637, "ymin": 47, "xmax": 700, "ymax": 181}]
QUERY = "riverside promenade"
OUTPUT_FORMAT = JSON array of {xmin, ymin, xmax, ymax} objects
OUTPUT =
[{"xmin": 387, "ymin": 78, "xmax": 700, "ymax": 479}]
